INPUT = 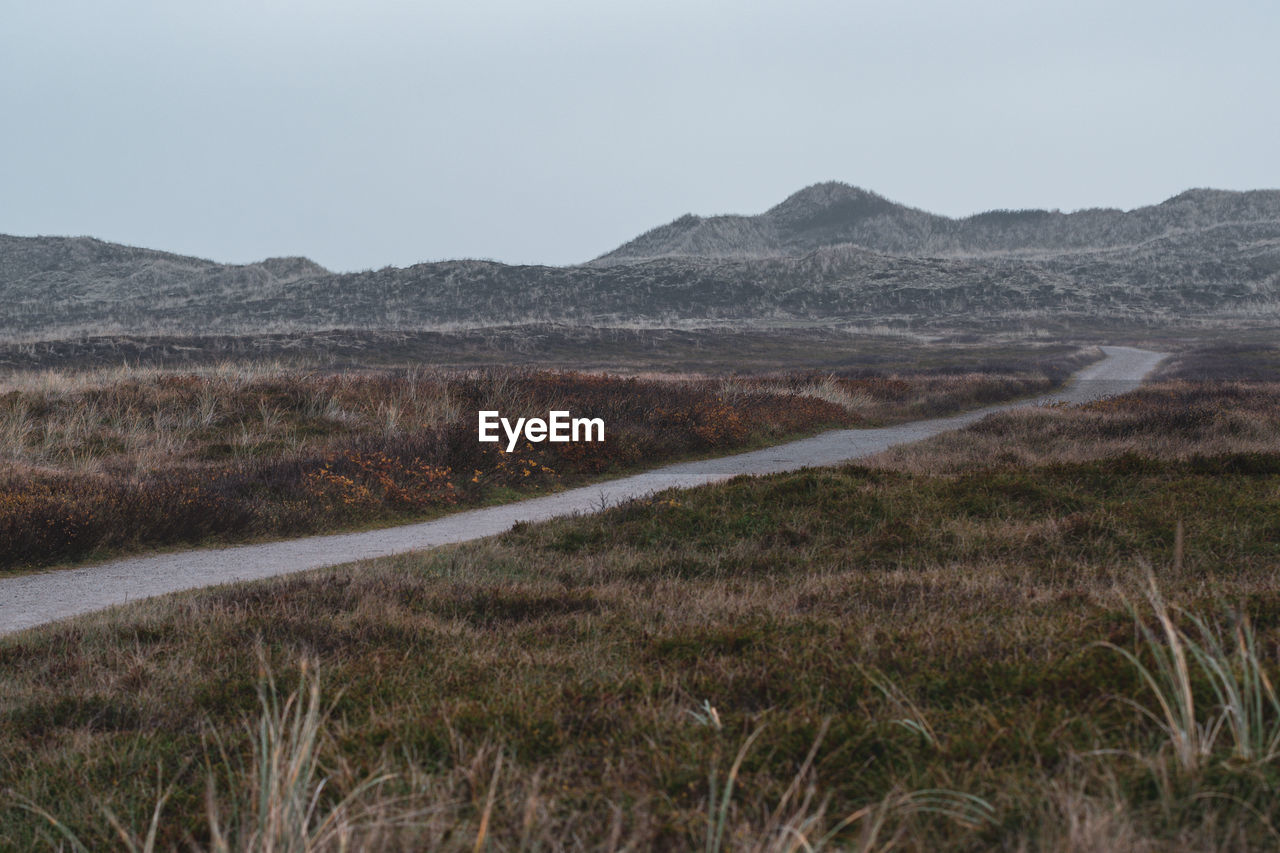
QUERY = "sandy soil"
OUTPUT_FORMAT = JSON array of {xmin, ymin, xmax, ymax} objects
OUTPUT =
[{"xmin": 0, "ymin": 346, "xmax": 1167, "ymax": 634}]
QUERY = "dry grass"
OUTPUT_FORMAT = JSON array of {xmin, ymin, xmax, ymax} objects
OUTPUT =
[
  {"xmin": 6, "ymin": 347, "xmax": 1278, "ymax": 849},
  {"xmin": 864, "ymin": 344, "xmax": 1280, "ymax": 476},
  {"xmin": 0, "ymin": 361, "xmax": 1075, "ymax": 570},
  {"xmin": 0, "ymin": 366, "xmax": 847, "ymax": 569},
  {"xmin": 0, "ymin": 328, "xmax": 1097, "ymax": 375},
  {"xmin": 868, "ymin": 381, "xmax": 1280, "ymax": 474},
  {"xmin": 3, "ymin": 369, "xmax": 1279, "ymax": 847}
]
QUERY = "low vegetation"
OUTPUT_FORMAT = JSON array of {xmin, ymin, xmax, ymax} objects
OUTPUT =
[
  {"xmin": 0, "ymin": 327, "xmax": 1096, "ymax": 373},
  {"xmin": 0, "ymin": 353, "xmax": 1087, "ymax": 571},
  {"xmin": 869, "ymin": 379, "xmax": 1280, "ymax": 474},
  {"xmin": 2, "ymin": 346, "xmax": 1278, "ymax": 849},
  {"xmin": 1154, "ymin": 341, "xmax": 1280, "ymax": 382}
]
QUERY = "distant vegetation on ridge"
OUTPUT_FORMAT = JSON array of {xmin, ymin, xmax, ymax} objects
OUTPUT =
[{"xmin": 4, "ymin": 183, "xmax": 1279, "ymax": 337}]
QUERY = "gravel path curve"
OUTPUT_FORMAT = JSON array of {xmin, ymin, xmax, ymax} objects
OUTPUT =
[{"xmin": 0, "ymin": 346, "xmax": 1167, "ymax": 634}]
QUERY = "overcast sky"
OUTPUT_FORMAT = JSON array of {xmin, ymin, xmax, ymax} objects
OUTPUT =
[{"xmin": 2, "ymin": 0, "xmax": 1276, "ymax": 271}]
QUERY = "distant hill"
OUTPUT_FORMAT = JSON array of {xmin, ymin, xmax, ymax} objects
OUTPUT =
[
  {"xmin": 0, "ymin": 235, "xmax": 331, "ymax": 339},
  {"xmin": 3, "ymin": 184, "xmax": 1279, "ymax": 338},
  {"xmin": 592, "ymin": 183, "xmax": 1280, "ymax": 263}
]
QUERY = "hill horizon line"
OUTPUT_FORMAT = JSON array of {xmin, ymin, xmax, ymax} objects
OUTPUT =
[{"xmin": 7, "ymin": 182, "xmax": 1279, "ymax": 273}]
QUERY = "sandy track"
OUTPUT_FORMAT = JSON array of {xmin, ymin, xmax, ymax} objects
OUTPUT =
[{"xmin": 0, "ymin": 346, "xmax": 1167, "ymax": 634}]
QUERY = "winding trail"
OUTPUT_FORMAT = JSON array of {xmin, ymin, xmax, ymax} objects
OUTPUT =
[{"xmin": 0, "ymin": 346, "xmax": 1168, "ymax": 634}]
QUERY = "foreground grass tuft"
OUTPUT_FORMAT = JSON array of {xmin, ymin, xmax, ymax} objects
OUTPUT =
[{"xmin": 1098, "ymin": 574, "xmax": 1280, "ymax": 771}]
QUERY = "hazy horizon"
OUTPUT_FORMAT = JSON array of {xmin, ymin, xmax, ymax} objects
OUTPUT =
[{"xmin": 3, "ymin": 0, "xmax": 1277, "ymax": 272}]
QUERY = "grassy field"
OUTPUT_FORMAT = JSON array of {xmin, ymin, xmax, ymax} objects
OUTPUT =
[
  {"xmin": 0, "ymin": 327, "xmax": 1100, "ymax": 373},
  {"xmin": 0, "ymin": 346, "xmax": 1092, "ymax": 571},
  {"xmin": 2, "ymin": 345, "xmax": 1278, "ymax": 850}
]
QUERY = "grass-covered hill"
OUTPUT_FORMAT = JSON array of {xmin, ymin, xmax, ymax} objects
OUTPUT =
[
  {"xmin": 593, "ymin": 183, "xmax": 1280, "ymax": 263},
  {"xmin": 4, "ymin": 185, "xmax": 1280, "ymax": 338}
]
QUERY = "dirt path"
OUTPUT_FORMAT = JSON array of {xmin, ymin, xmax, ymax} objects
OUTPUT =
[{"xmin": 0, "ymin": 346, "xmax": 1168, "ymax": 634}]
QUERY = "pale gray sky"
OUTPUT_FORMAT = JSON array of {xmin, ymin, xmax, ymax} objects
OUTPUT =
[{"xmin": 2, "ymin": 0, "xmax": 1276, "ymax": 271}]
